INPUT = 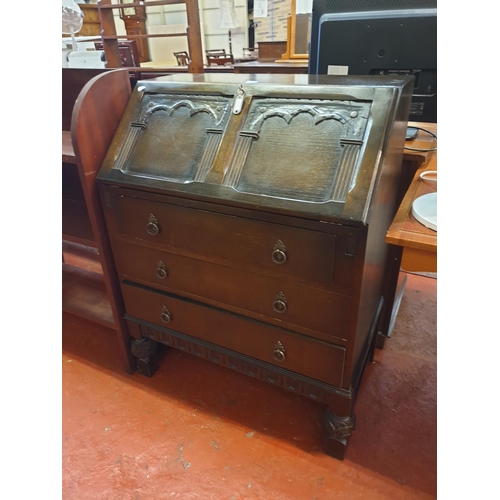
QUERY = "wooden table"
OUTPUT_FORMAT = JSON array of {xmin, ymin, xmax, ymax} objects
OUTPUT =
[
  {"xmin": 386, "ymin": 123, "xmax": 437, "ymax": 272},
  {"xmin": 233, "ymin": 60, "xmax": 309, "ymax": 74},
  {"xmin": 377, "ymin": 122, "xmax": 437, "ymax": 346}
]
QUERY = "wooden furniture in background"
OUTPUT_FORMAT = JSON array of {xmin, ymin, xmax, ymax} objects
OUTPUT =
[
  {"xmin": 73, "ymin": 3, "xmax": 101, "ymax": 37},
  {"xmin": 376, "ymin": 122, "xmax": 437, "ymax": 346},
  {"xmin": 97, "ymin": 0, "xmax": 204, "ymax": 73},
  {"xmin": 233, "ymin": 39, "xmax": 308, "ymax": 73},
  {"xmin": 96, "ymin": 73, "xmax": 414, "ymax": 459},
  {"xmin": 241, "ymin": 48, "xmax": 258, "ymax": 61},
  {"xmin": 96, "ymin": 40, "xmax": 141, "ymax": 67},
  {"xmin": 118, "ymin": 0, "xmax": 150, "ymax": 62},
  {"xmin": 279, "ymin": 0, "xmax": 311, "ymax": 62},
  {"xmin": 233, "ymin": 60, "xmax": 308, "ymax": 74},
  {"xmin": 256, "ymin": 41, "xmax": 287, "ymax": 61},
  {"xmin": 173, "ymin": 51, "xmax": 190, "ymax": 66},
  {"xmin": 62, "ymin": 68, "xmax": 135, "ymax": 373},
  {"xmin": 205, "ymin": 49, "xmax": 234, "ymax": 66},
  {"xmin": 386, "ymin": 126, "xmax": 437, "ymax": 272}
]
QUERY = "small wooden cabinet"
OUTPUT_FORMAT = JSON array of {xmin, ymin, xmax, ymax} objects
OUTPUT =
[{"xmin": 97, "ymin": 73, "xmax": 413, "ymax": 459}]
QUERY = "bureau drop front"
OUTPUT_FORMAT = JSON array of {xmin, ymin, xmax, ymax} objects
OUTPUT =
[{"xmin": 97, "ymin": 74, "xmax": 413, "ymax": 459}]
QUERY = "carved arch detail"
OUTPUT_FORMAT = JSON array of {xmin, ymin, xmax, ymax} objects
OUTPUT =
[
  {"xmin": 249, "ymin": 107, "xmax": 350, "ymax": 133},
  {"xmin": 143, "ymin": 100, "xmax": 221, "ymax": 126},
  {"xmin": 112, "ymin": 94, "xmax": 231, "ymax": 176},
  {"xmin": 246, "ymin": 100, "xmax": 369, "ymax": 141}
]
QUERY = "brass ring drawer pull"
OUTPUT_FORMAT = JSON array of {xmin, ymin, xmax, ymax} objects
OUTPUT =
[
  {"xmin": 156, "ymin": 260, "xmax": 168, "ymax": 279},
  {"xmin": 272, "ymin": 249, "xmax": 287, "ymax": 264},
  {"xmin": 273, "ymin": 299, "xmax": 287, "ymax": 314},
  {"xmin": 272, "ymin": 240, "xmax": 287, "ymax": 265},
  {"xmin": 273, "ymin": 291, "xmax": 287, "ymax": 314},
  {"xmin": 146, "ymin": 214, "xmax": 160, "ymax": 236},
  {"xmin": 160, "ymin": 306, "xmax": 172, "ymax": 324},
  {"xmin": 273, "ymin": 341, "xmax": 286, "ymax": 362}
]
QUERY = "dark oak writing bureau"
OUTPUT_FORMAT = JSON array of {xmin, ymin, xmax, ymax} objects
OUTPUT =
[{"xmin": 97, "ymin": 74, "xmax": 412, "ymax": 459}]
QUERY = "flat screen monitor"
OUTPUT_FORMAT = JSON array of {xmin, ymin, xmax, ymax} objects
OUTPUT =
[{"xmin": 308, "ymin": 0, "xmax": 437, "ymax": 123}]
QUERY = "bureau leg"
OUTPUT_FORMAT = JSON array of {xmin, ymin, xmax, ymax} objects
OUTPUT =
[
  {"xmin": 324, "ymin": 408, "xmax": 356, "ymax": 461},
  {"xmin": 368, "ymin": 325, "xmax": 379, "ymax": 363},
  {"xmin": 130, "ymin": 338, "xmax": 159, "ymax": 377}
]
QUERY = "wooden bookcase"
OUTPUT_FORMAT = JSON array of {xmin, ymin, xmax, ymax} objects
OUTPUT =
[{"xmin": 62, "ymin": 68, "xmax": 135, "ymax": 373}]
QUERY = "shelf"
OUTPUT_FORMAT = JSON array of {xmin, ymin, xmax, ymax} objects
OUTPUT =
[
  {"xmin": 62, "ymin": 131, "xmax": 77, "ymax": 164},
  {"xmin": 62, "ymin": 197, "xmax": 95, "ymax": 246},
  {"xmin": 62, "ymin": 241, "xmax": 103, "ymax": 275},
  {"xmin": 62, "ymin": 263, "xmax": 116, "ymax": 329}
]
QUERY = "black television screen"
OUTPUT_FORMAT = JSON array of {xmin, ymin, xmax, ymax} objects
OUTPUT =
[{"xmin": 308, "ymin": 0, "xmax": 437, "ymax": 123}]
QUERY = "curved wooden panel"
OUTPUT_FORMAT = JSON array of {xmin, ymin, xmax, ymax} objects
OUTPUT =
[{"xmin": 70, "ymin": 69, "xmax": 135, "ymax": 373}]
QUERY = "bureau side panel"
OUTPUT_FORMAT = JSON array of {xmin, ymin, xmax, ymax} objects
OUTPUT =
[{"xmin": 345, "ymin": 87, "xmax": 412, "ymax": 387}]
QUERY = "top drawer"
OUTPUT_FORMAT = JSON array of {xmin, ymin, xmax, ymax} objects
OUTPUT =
[{"xmin": 109, "ymin": 193, "xmax": 339, "ymax": 287}]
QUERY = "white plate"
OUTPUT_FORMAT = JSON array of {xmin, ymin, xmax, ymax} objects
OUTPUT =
[{"xmin": 411, "ymin": 192, "xmax": 437, "ymax": 231}]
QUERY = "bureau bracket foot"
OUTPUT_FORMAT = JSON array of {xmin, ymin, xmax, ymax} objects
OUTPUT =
[
  {"xmin": 131, "ymin": 338, "xmax": 159, "ymax": 377},
  {"xmin": 324, "ymin": 408, "xmax": 356, "ymax": 461}
]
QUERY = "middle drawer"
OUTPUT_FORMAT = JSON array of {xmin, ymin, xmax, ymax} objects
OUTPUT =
[{"xmin": 112, "ymin": 241, "xmax": 351, "ymax": 342}]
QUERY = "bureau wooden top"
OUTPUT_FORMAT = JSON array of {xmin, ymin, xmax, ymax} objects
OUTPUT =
[{"xmin": 97, "ymin": 74, "xmax": 414, "ymax": 226}]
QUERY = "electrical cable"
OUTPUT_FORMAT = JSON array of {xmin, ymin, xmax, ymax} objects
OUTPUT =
[{"xmin": 404, "ymin": 126, "xmax": 437, "ymax": 152}]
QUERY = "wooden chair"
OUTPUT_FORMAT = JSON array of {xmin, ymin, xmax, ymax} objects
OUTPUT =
[
  {"xmin": 173, "ymin": 51, "xmax": 190, "ymax": 66},
  {"xmin": 205, "ymin": 49, "xmax": 234, "ymax": 66}
]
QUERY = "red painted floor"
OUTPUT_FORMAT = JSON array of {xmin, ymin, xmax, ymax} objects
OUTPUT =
[{"xmin": 62, "ymin": 272, "xmax": 436, "ymax": 499}]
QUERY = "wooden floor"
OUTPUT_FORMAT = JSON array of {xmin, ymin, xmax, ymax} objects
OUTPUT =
[{"xmin": 61, "ymin": 272, "xmax": 437, "ymax": 499}]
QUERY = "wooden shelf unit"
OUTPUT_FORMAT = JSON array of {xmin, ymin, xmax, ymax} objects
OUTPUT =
[
  {"xmin": 97, "ymin": 0, "xmax": 204, "ymax": 73},
  {"xmin": 62, "ymin": 131, "xmax": 77, "ymax": 164},
  {"xmin": 62, "ymin": 68, "xmax": 135, "ymax": 373},
  {"xmin": 62, "ymin": 263, "xmax": 115, "ymax": 329}
]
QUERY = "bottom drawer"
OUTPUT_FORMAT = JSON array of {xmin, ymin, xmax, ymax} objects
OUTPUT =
[{"xmin": 122, "ymin": 283, "xmax": 346, "ymax": 387}]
